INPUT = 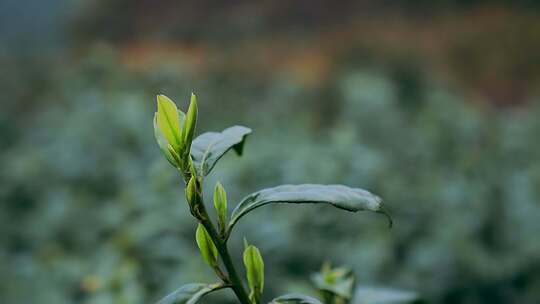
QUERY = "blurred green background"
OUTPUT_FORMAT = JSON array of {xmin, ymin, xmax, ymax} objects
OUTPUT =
[{"xmin": 1, "ymin": 1, "xmax": 540, "ymax": 303}]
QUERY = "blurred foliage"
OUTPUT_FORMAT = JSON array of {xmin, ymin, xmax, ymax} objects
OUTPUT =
[
  {"xmin": 311, "ymin": 263, "xmax": 356, "ymax": 303},
  {"xmin": 2, "ymin": 1, "xmax": 540, "ymax": 304},
  {"xmin": 70, "ymin": 1, "xmax": 540, "ymax": 105},
  {"xmin": 1, "ymin": 46, "xmax": 540, "ymax": 304}
]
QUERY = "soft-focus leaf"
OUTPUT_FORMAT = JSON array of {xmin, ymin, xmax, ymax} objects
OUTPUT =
[
  {"xmin": 312, "ymin": 265, "xmax": 355, "ymax": 300},
  {"xmin": 229, "ymin": 184, "xmax": 388, "ymax": 232},
  {"xmin": 155, "ymin": 283, "xmax": 223, "ymax": 304},
  {"xmin": 190, "ymin": 125, "xmax": 252, "ymax": 175},
  {"xmin": 195, "ymin": 224, "xmax": 218, "ymax": 267},
  {"xmin": 354, "ymin": 287, "xmax": 421, "ymax": 304},
  {"xmin": 269, "ymin": 294, "xmax": 323, "ymax": 304},
  {"xmin": 156, "ymin": 94, "xmax": 183, "ymax": 149}
]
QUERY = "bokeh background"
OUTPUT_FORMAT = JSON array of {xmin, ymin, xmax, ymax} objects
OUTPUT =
[{"xmin": 1, "ymin": 1, "xmax": 540, "ymax": 303}]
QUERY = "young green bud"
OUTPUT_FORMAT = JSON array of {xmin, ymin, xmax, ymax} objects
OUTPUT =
[
  {"xmin": 243, "ymin": 241, "xmax": 264, "ymax": 304},
  {"xmin": 185, "ymin": 175, "xmax": 205, "ymax": 218},
  {"xmin": 186, "ymin": 175, "xmax": 198, "ymax": 206},
  {"xmin": 188, "ymin": 157, "xmax": 197, "ymax": 179},
  {"xmin": 156, "ymin": 95, "xmax": 183, "ymax": 150},
  {"xmin": 182, "ymin": 93, "xmax": 198, "ymax": 151},
  {"xmin": 213, "ymin": 182, "xmax": 228, "ymax": 235},
  {"xmin": 195, "ymin": 224, "xmax": 218, "ymax": 267}
]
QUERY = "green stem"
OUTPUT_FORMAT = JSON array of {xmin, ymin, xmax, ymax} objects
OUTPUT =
[
  {"xmin": 183, "ymin": 169, "xmax": 250, "ymax": 304},
  {"xmin": 197, "ymin": 201, "xmax": 251, "ymax": 304}
]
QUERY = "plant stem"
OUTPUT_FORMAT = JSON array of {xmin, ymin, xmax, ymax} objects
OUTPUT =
[
  {"xmin": 198, "ymin": 202, "xmax": 251, "ymax": 304},
  {"xmin": 216, "ymin": 235, "xmax": 252, "ymax": 304}
]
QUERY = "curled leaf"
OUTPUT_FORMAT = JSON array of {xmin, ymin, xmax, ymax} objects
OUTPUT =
[
  {"xmin": 269, "ymin": 294, "xmax": 323, "ymax": 304},
  {"xmin": 190, "ymin": 125, "xmax": 252, "ymax": 176},
  {"xmin": 155, "ymin": 283, "xmax": 224, "ymax": 304},
  {"xmin": 229, "ymin": 184, "xmax": 389, "ymax": 233}
]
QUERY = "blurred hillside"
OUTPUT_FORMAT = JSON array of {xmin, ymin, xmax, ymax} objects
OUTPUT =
[
  {"xmin": 1, "ymin": 1, "xmax": 540, "ymax": 304},
  {"xmin": 75, "ymin": 0, "xmax": 540, "ymax": 105}
]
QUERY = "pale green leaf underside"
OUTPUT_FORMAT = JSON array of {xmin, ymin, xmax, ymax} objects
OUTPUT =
[
  {"xmin": 354, "ymin": 287, "xmax": 421, "ymax": 304},
  {"xmin": 190, "ymin": 125, "xmax": 252, "ymax": 176},
  {"xmin": 155, "ymin": 283, "xmax": 224, "ymax": 304},
  {"xmin": 269, "ymin": 294, "xmax": 323, "ymax": 304},
  {"xmin": 229, "ymin": 184, "xmax": 388, "ymax": 232}
]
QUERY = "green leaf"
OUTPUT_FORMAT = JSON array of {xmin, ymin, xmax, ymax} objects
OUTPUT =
[
  {"xmin": 213, "ymin": 182, "xmax": 228, "ymax": 235},
  {"xmin": 156, "ymin": 94, "xmax": 183, "ymax": 150},
  {"xmin": 195, "ymin": 224, "xmax": 218, "ymax": 267},
  {"xmin": 180, "ymin": 93, "xmax": 198, "ymax": 172},
  {"xmin": 229, "ymin": 184, "xmax": 389, "ymax": 233},
  {"xmin": 182, "ymin": 93, "xmax": 198, "ymax": 147},
  {"xmin": 155, "ymin": 283, "xmax": 224, "ymax": 304},
  {"xmin": 190, "ymin": 125, "xmax": 252, "ymax": 176},
  {"xmin": 154, "ymin": 113, "xmax": 181, "ymax": 167},
  {"xmin": 243, "ymin": 243, "xmax": 264, "ymax": 303},
  {"xmin": 269, "ymin": 294, "xmax": 323, "ymax": 304},
  {"xmin": 354, "ymin": 287, "xmax": 421, "ymax": 304}
]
